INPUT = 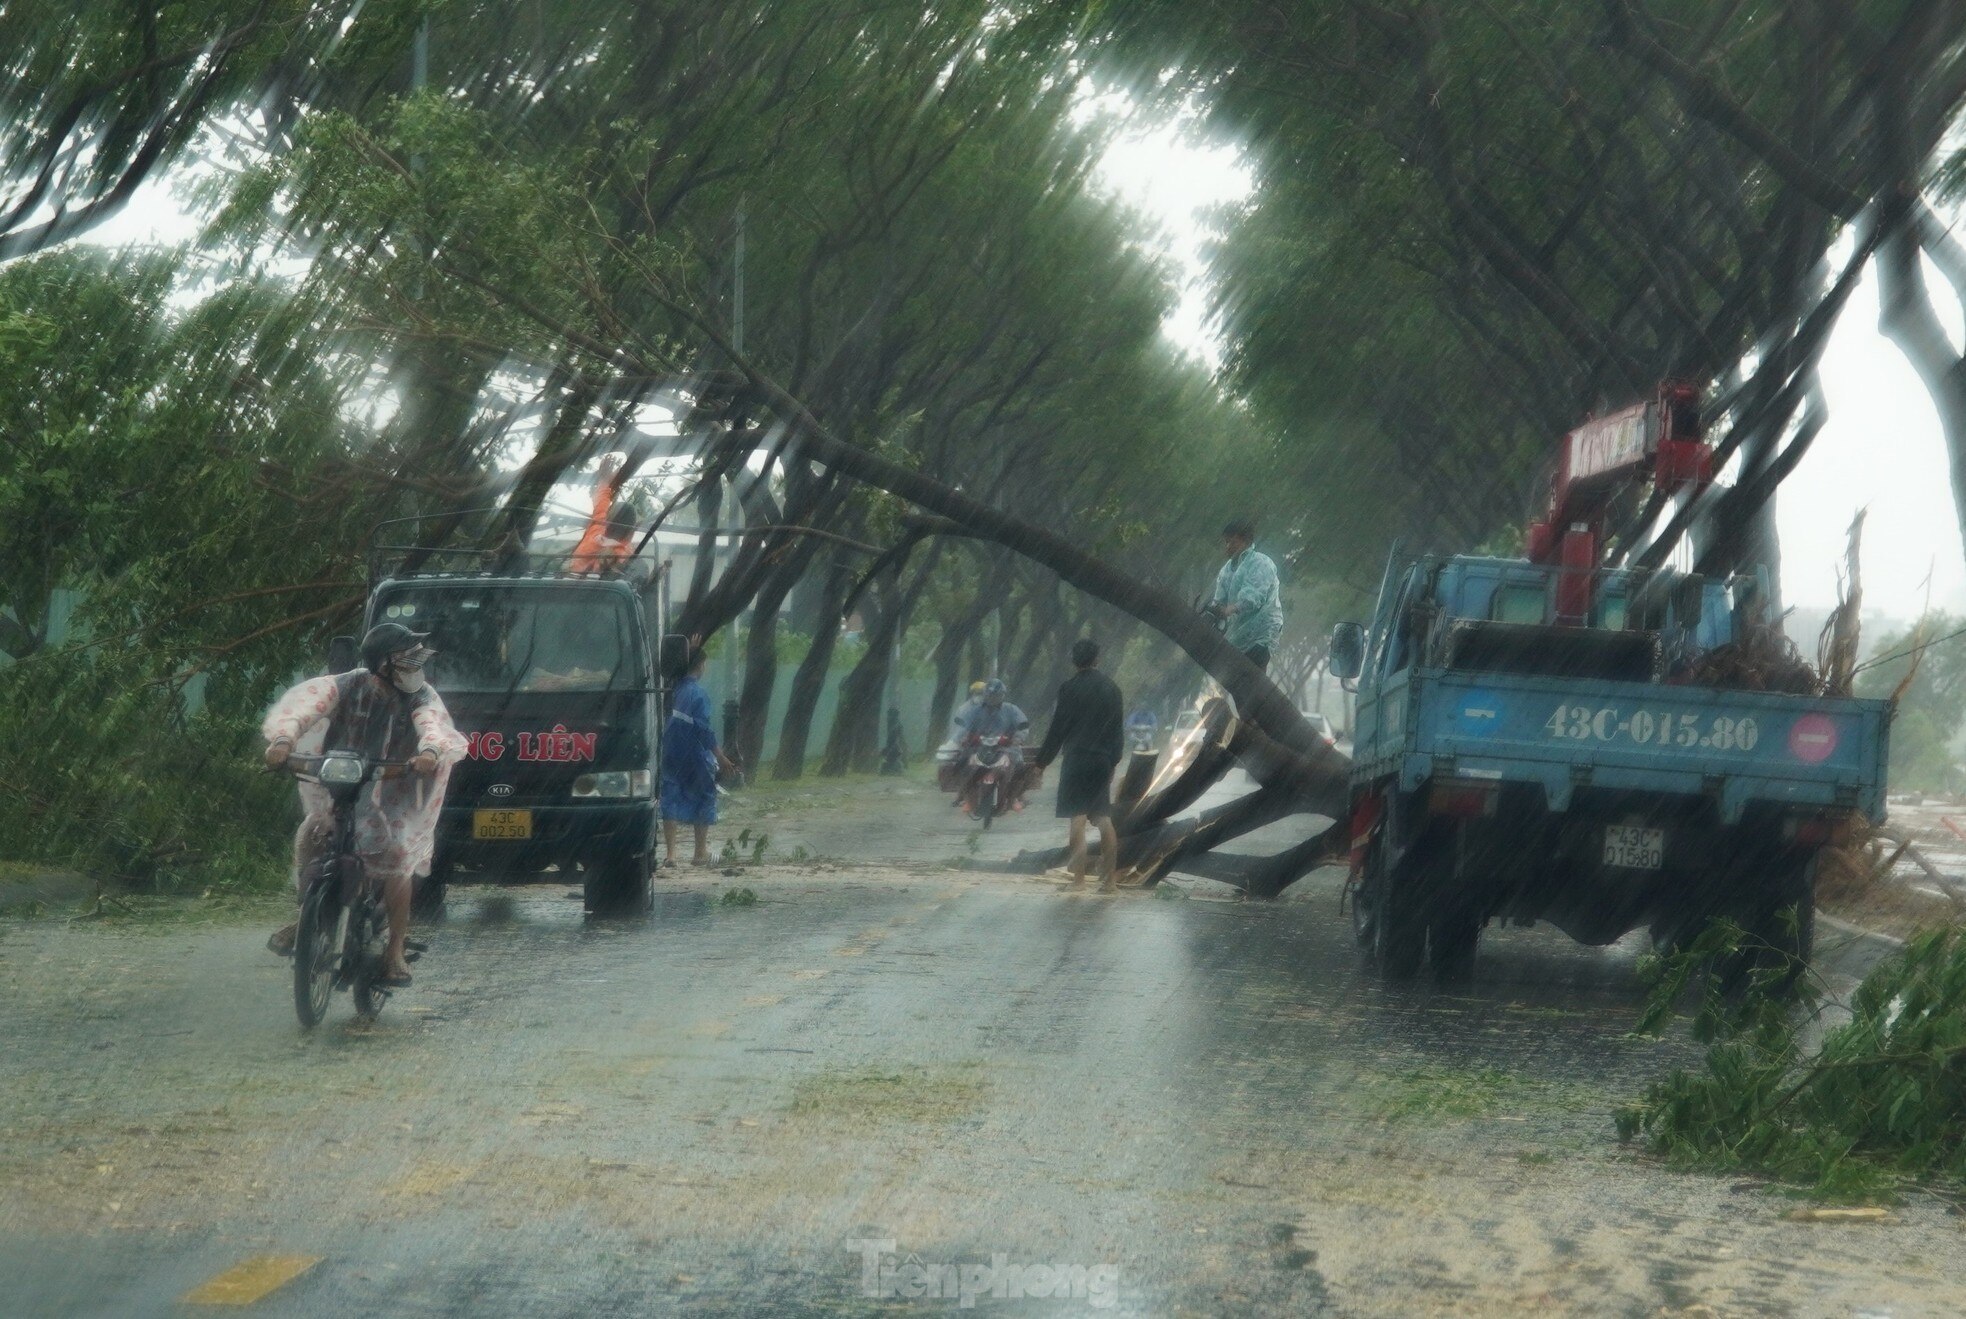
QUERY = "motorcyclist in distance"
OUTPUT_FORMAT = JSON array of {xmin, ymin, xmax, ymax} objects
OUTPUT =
[
  {"xmin": 262, "ymin": 623, "xmax": 467, "ymax": 987},
  {"xmin": 957, "ymin": 679, "xmax": 1031, "ymax": 810}
]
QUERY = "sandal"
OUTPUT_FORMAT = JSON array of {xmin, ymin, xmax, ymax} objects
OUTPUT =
[
  {"xmin": 267, "ymin": 923, "xmax": 297, "ymax": 957},
  {"xmin": 378, "ymin": 969, "xmax": 413, "ymax": 989}
]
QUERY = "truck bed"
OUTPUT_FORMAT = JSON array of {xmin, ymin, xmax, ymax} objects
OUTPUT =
[{"xmin": 1357, "ymin": 667, "xmax": 1889, "ymax": 824}]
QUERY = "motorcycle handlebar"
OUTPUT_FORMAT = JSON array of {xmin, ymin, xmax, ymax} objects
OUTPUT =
[{"xmin": 275, "ymin": 753, "xmax": 416, "ymax": 781}]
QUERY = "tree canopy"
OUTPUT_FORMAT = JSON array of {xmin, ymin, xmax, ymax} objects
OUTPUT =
[{"xmin": 7, "ymin": 0, "xmax": 1966, "ymax": 888}]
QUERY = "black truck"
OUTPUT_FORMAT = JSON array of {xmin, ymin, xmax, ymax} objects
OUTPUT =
[{"xmin": 338, "ymin": 524, "xmax": 671, "ymax": 914}]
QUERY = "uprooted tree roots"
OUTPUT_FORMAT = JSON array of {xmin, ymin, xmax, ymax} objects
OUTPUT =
[{"xmin": 1008, "ymin": 697, "xmax": 1346, "ymax": 897}]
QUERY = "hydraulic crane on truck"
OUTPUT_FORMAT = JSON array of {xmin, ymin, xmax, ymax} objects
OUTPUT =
[{"xmin": 1525, "ymin": 381, "xmax": 1713, "ymax": 625}]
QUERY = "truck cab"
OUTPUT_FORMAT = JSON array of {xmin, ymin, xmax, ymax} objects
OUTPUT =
[{"xmin": 1333, "ymin": 552, "xmax": 1888, "ymax": 982}]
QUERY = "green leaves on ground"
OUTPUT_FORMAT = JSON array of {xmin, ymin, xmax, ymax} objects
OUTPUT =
[{"xmin": 1620, "ymin": 924, "xmax": 1966, "ymax": 1200}]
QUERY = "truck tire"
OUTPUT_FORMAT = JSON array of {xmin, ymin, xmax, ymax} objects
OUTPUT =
[
  {"xmin": 1739, "ymin": 851, "xmax": 1817, "ymax": 990},
  {"xmin": 1360, "ymin": 837, "xmax": 1426, "ymax": 979},
  {"xmin": 1429, "ymin": 910, "xmax": 1481, "ymax": 982},
  {"xmin": 584, "ymin": 850, "xmax": 653, "ymax": 916}
]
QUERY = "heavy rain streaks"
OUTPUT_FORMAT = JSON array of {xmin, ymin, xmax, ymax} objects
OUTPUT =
[{"xmin": 5, "ymin": 2, "xmax": 1966, "ymax": 1316}]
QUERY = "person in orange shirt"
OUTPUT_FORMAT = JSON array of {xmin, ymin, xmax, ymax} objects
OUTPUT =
[{"xmin": 571, "ymin": 453, "xmax": 640, "ymax": 574}]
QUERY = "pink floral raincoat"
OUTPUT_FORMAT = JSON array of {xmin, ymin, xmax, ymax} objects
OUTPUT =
[{"xmin": 262, "ymin": 672, "xmax": 469, "ymax": 887}]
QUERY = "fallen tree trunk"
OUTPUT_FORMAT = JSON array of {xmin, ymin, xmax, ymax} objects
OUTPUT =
[{"xmin": 1011, "ymin": 779, "xmax": 1300, "ymax": 877}]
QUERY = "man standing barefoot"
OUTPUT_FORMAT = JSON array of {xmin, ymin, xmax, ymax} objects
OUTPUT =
[{"xmin": 1033, "ymin": 639, "xmax": 1124, "ymax": 889}]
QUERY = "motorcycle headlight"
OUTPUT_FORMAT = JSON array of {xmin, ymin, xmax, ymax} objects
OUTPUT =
[
  {"xmin": 571, "ymin": 770, "xmax": 650, "ymax": 799},
  {"xmin": 318, "ymin": 755, "xmax": 365, "ymax": 785}
]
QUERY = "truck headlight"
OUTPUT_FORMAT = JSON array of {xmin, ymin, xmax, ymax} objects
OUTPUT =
[{"xmin": 571, "ymin": 770, "xmax": 650, "ymax": 799}]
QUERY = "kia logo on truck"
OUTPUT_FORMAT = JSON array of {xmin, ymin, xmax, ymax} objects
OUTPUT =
[{"xmin": 486, "ymin": 783, "xmax": 515, "ymax": 798}]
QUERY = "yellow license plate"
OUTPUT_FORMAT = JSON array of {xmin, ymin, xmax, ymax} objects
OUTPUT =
[{"xmin": 473, "ymin": 809, "xmax": 532, "ymax": 840}]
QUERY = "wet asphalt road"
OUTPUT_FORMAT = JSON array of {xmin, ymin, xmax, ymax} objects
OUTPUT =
[{"xmin": 3, "ymin": 775, "xmax": 1963, "ymax": 1317}]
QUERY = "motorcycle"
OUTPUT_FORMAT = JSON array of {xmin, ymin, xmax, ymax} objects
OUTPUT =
[
  {"xmin": 282, "ymin": 752, "xmax": 425, "ymax": 1028},
  {"xmin": 958, "ymin": 733, "xmax": 1025, "ymax": 828}
]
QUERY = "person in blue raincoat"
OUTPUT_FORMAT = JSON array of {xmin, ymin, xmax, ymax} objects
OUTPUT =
[{"xmin": 661, "ymin": 643, "xmax": 736, "ymax": 866}]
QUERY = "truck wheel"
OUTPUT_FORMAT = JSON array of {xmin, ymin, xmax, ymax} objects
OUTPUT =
[
  {"xmin": 1350, "ymin": 868, "xmax": 1377, "ymax": 950},
  {"xmin": 1361, "ymin": 838, "xmax": 1425, "ymax": 979},
  {"xmin": 1739, "ymin": 851, "xmax": 1817, "ymax": 990},
  {"xmin": 1429, "ymin": 911, "xmax": 1481, "ymax": 982},
  {"xmin": 584, "ymin": 851, "xmax": 653, "ymax": 916}
]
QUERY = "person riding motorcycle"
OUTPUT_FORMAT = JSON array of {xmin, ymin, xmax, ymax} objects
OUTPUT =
[
  {"xmin": 955, "ymin": 679, "xmax": 1031, "ymax": 811},
  {"xmin": 262, "ymin": 623, "xmax": 468, "ymax": 987}
]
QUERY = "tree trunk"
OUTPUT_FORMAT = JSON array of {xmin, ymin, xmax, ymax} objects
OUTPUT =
[
  {"xmin": 686, "ymin": 478, "xmax": 722, "ymax": 607},
  {"xmin": 734, "ymin": 559, "xmax": 798, "ymax": 773},
  {"xmin": 925, "ymin": 609, "xmax": 982, "ymax": 752},
  {"xmin": 923, "ymin": 555, "xmax": 1003, "ymax": 752},
  {"xmin": 821, "ymin": 574, "xmax": 898, "ymax": 775},
  {"xmin": 823, "ymin": 543, "xmax": 942, "ymax": 774},
  {"xmin": 1005, "ymin": 592, "xmax": 1054, "ymax": 697},
  {"xmin": 994, "ymin": 598, "xmax": 1022, "ymax": 684},
  {"xmin": 1878, "ymin": 223, "xmax": 1966, "ymax": 559},
  {"xmin": 964, "ymin": 626, "xmax": 988, "ymax": 689},
  {"xmin": 773, "ymin": 553, "xmax": 851, "ymax": 780}
]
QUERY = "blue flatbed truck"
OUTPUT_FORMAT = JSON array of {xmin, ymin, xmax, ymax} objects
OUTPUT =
[{"xmin": 1327, "ymin": 553, "xmax": 1890, "ymax": 980}]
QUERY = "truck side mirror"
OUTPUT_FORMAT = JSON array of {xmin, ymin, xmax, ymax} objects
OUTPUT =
[
  {"xmin": 1329, "ymin": 622, "xmax": 1366, "ymax": 681},
  {"xmin": 327, "ymin": 635, "xmax": 358, "ymax": 674},
  {"xmin": 658, "ymin": 633, "xmax": 693, "ymax": 682}
]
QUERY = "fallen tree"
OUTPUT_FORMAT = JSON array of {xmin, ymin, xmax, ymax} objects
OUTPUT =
[{"xmin": 625, "ymin": 303, "xmax": 1355, "ymax": 890}]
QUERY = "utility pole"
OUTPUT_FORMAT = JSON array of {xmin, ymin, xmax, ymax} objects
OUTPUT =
[{"xmin": 721, "ymin": 200, "xmax": 746, "ymax": 756}]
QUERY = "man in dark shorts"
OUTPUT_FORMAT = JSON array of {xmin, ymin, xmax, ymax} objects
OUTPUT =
[{"xmin": 1033, "ymin": 638, "xmax": 1125, "ymax": 890}]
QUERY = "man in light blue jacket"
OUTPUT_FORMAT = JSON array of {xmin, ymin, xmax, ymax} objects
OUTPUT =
[{"xmin": 1207, "ymin": 518, "xmax": 1283, "ymax": 669}]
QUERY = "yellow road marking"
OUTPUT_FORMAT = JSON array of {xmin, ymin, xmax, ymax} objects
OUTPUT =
[{"xmin": 182, "ymin": 1254, "xmax": 322, "ymax": 1306}]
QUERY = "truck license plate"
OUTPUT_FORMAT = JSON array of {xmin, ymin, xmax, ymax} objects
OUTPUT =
[
  {"xmin": 474, "ymin": 809, "xmax": 532, "ymax": 840},
  {"xmin": 1603, "ymin": 825, "xmax": 1663, "ymax": 870}
]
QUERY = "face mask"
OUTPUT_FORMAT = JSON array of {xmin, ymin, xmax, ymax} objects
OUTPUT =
[{"xmin": 388, "ymin": 644, "xmax": 432, "ymax": 693}]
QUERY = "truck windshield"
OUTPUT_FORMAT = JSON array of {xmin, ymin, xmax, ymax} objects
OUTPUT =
[{"xmin": 374, "ymin": 586, "xmax": 642, "ymax": 693}]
